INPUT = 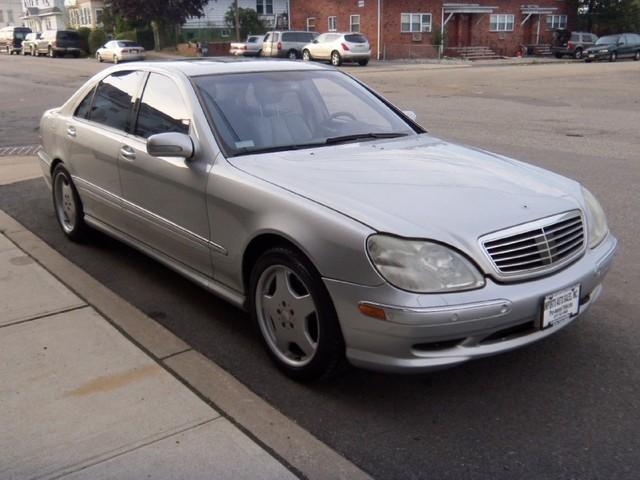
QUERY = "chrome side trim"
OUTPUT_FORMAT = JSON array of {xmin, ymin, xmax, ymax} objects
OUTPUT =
[
  {"xmin": 72, "ymin": 175, "xmax": 227, "ymax": 255},
  {"xmin": 359, "ymin": 299, "xmax": 512, "ymax": 326},
  {"xmin": 84, "ymin": 214, "xmax": 245, "ymax": 308}
]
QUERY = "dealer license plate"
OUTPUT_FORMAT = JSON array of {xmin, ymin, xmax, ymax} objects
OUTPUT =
[{"xmin": 541, "ymin": 284, "xmax": 580, "ymax": 329}]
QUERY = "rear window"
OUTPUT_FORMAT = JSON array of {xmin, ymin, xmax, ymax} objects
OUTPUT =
[
  {"xmin": 570, "ymin": 34, "xmax": 579, "ymax": 42},
  {"xmin": 117, "ymin": 41, "xmax": 139, "ymax": 47},
  {"xmin": 15, "ymin": 31, "xmax": 28, "ymax": 40},
  {"xmin": 57, "ymin": 31, "xmax": 80, "ymax": 40},
  {"xmin": 344, "ymin": 34, "xmax": 367, "ymax": 43}
]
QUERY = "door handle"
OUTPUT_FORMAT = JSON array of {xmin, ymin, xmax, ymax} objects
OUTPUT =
[
  {"xmin": 120, "ymin": 145, "xmax": 136, "ymax": 161},
  {"xmin": 66, "ymin": 125, "xmax": 76, "ymax": 138}
]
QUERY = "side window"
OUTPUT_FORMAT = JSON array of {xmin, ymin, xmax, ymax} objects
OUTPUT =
[
  {"xmin": 90, "ymin": 71, "xmax": 144, "ymax": 132},
  {"xmin": 134, "ymin": 73, "xmax": 190, "ymax": 139},
  {"xmin": 74, "ymin": 87, "xmax": 95, "ymax": 120}
]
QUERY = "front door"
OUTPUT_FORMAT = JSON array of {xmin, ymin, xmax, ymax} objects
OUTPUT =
[{"xmin": 118, "ymin": 72, "xmax": 212, "ymax": 276}]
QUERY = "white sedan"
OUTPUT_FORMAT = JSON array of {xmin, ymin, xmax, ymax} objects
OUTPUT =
[{"xmin": 96, "ymin": 40, "xmax": 145, "ymax": 64}]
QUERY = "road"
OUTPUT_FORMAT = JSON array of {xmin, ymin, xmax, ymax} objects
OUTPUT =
[{"xmin": 1, "ymin": 53, "xmax": 640, "ymax": 479}]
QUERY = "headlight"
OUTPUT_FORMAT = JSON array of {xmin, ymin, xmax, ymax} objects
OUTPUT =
[
  {"xmin": 367, "ymin": 235, "xmax": 485, "ymax": 293},
  {"xmin": 601, "ymin": 49, "xmax": 608, "ymax": 53},
  {"xmin": 582, "ymin": 187, "xmax": 608, "ymax": 248}
]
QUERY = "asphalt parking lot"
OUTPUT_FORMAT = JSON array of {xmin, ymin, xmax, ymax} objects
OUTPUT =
[{"xmin": 1, "ymin": 54, "xmax": 639, "ymax": 479}]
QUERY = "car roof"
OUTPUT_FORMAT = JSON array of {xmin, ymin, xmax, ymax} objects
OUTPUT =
[{"xmin": 110, "ymin": 58, "xmax": 332, "ymax": 77}]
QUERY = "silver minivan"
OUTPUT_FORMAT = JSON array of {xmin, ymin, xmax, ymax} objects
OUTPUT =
[{"xmin": 261, "ymin": 30, "xmax": 318, "ymax": 59}]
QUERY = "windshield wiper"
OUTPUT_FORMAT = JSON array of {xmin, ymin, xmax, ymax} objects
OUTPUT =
[
  {"xmin": 325, "ymin": 132, "xmax": 408, "ymax": 145},
  {"xmin": 234, "ymin": 141, "xmax": 327, "ymax": 156}
]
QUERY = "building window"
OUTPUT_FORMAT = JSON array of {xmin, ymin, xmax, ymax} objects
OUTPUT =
[
  {"xmin": 95, "ymin": 8, "xmax": 103, "ymax": 25},
  {"xmin": 220, "ymin": 29, "xmax": 230, "ymax": 37},
  {"xmin": 328, "ymin": 16, "xmax": 337, "ymax": 32},
  {"xmin": 350, "ymin": 14, "xmax": 360, "ymax": 32},
  {"xmin": 256, "ymin": 0, "xmax": 273, "ymax": 15},
  {"xmin": 489, "ymin": 14, "xmax": 514, "ymax": 32},
  {"xmin": 546, "ymin": 15, "xmax": 567, "ymax": 29},
  {"xmin": 400, "ymin": 13, "xmax": 432, "ymax": 33},
  {"xmin": 306, "ymin": 17, "xmax": 316, "ymax": 31}
]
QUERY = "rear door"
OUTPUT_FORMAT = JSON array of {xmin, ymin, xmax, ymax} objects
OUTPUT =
[
  {"xmin": 118, "ymin": 72, "xmax": 212, "ymax": 276},
  {"xmin": 66, "ymin": 70, "xmax": 145, "ymax": 228}
]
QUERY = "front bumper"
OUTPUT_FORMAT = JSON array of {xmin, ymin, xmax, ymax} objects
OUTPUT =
[
  {"xmin": 585, "ymin": 51, "xmax": 608, "ymax": 60},
  {"xmin": 324, "ymin": 234, "xmax": 617, "ymax": 373}
]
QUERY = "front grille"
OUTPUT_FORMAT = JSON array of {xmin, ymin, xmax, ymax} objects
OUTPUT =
[{"xmin": 481, "ymin": 211, "xmax": 585, "ymax": 278}]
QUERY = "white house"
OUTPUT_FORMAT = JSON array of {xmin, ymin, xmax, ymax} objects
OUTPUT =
[
  {"xmin": 184, "ymin": 0, "xmax": 290, "ymax": 35},
  {"xmin": 0, "ymin": 0, "xmax": 25, "ymax": 26},
  {"xmin": 21, "ymin": 0, "xmax": 68, "ymax": 31},
  {"xmin": 64, "ymin": 0, "xmax": 104, "ymax": 29}
]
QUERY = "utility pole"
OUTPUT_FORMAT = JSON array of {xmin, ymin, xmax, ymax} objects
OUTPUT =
[{"xmin": 235, "ymin": 0, "xmax": 240, "ymax": 41}]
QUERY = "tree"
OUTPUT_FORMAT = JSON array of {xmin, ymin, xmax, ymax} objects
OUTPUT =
[
  {"xmin": 110, "ymin": 0, "xmax": 208, "ymax": 50},
  {"xmin": 225, "ymin": 6, "xmax": 266, "ymax": 41},
  {"xmin": 571, "ymin": 0, "xmax": 640, "ymax": 34}
]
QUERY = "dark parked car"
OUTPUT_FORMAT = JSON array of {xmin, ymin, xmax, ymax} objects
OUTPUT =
[
  {"xmin": 34, "ymin": 30, "xmax": 83, "ymax": 58},
  {"xmin": 552, "ymin": 30, "xmax": 597, "ymax": 59},
  {"xmin": 0, "ymin": 26, "xmax": 32, "ymax": 54},
  {"xmin": 585, "ymin": 33, "xmax": 640, "ymax": 62}
]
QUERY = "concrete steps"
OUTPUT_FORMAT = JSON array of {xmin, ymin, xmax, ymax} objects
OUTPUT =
[{"xmin": 446, "ymin": 46, "xmax": 502, "ymax": 60}]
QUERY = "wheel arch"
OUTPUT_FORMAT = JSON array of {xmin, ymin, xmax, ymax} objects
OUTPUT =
[{"xmin": 242, "ymin": 232, "xmax": 321, "ymax": 294}]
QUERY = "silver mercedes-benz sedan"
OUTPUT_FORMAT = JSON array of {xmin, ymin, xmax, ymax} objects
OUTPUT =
[{"xmin": 38, "ymin": 59, "xmax": 617, "ymax": 381}]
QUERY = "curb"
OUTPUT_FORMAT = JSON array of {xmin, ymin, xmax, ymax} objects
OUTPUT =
[{"xmin": 0, "ymin": 207, "xmax": 372, "ymax": 480}]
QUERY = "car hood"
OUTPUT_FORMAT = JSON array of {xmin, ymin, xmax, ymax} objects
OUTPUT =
[{"xmin": 228, "ymin": 134, "xmax": 583, "ymax": 255}]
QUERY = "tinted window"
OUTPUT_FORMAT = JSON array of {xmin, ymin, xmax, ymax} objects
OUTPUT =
[
  {"xmin": 74, "ymin": 88, "xmax": 95, "ymax": 120},
  {"xmin": 283, "ymin": 32, "xmax": 314, "ymax": 42},
  {"xmin": 57, "ymin": 31, "xmax": 80, "ymax": 41},
  {"xmin": 596, "ymin": 35, "xmax": 619, "ymax": 45},
  {"xmin": 571, "ymin": 34, "xmax": 579, "ymax": 42},
  {"xmin": 117, "ymin": 41, "xmax": 138, "ymax": 47},
  {"xmin": 135, "ymin": 73, "xmax": 190, "ymax": 139},
  {"xmin": 345, "ymin": 34, "xmax": 367, "ymax": 43},
  {"xmin": 90, "ymin": 71, "xmax": 144, "ymax": 131}
]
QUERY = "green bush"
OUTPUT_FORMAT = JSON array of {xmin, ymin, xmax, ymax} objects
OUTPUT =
[
  {"xmin": 76, "ymin": 27, "xmax": 91, "ymax": 54},
  {"xmin": 115, "ymin": 30, "xmax": 136, "ymax": 41},
  {"xmin": 88, "ymin": 29, "xmax": 107, "ymax": 54}
]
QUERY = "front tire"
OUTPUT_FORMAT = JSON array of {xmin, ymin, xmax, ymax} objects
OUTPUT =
[
  {"xmin": 114, "ymin": 55, "xmax": 119, "ymax": 64},
  {"xmin": 331, "ymin": 50, "xmax": 342, "ymax": 66},
  {"xmin": 302, "ymin": 49, "xmax": 311, "ymax": 61},
  {"xmin": 574, "ymin": 48, "xmax": 583, "ymax": 60},
  {"xmin": 97, "ymin": 53, "xmax": 103, "ymax": 62},
  {"xmin": 634, "ymin": 51, "xmax": 640, "ymax": 61},
  {"xmin": 52, "ymin": 164, "xmax": 89, "ymax": 242},
  {"xmin": 250, "ymin": 247, "xmax": 346, "ymax": 381},
  {"xmin": 48, "ymin": 47, "xmax": 55, "ymax": 58},
  {"xmin": 609, "ymin": 51, "xmax": 617, "ymax": 62},
  {"xmin": 554, "ymin": 52, "xmax": 563, "ymax": 59}
]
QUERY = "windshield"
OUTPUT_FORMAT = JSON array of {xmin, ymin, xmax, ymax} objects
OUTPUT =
[
  {"xmin": 596, "ymin": 35, "xmax": 619, "ymax": 45},
  {"xmin": 194, "ymin": 70, "xmax": 416, "ymax": 156}
]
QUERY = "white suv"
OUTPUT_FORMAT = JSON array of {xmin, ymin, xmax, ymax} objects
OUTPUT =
[{"xmin": 302, "ymin": 33, "xmax": 371, "ymax": 66}]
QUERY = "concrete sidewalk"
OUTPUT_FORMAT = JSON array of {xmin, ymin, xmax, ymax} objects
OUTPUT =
[{"xmin": 0, "ymin": 158, "xmax": 296, "ymax": 478}]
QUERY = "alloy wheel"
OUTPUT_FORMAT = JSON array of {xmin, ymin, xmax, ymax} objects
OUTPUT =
[
  {"xmin": 255, "ymin": 265, "xmax": 319, "ymax": 367},
  {"xmin": 54, "ymin": 173, "xmax": 77, "ymax": 234},
  {"xmin": 331, "ymin": 52, "xmax": 341, "ymax": 66},
  {"xmin": 302, "ymin": 50, "xmax": 310, "ymax": 61}
]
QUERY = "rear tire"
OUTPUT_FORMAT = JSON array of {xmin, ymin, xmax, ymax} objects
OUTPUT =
[
  {"xmin": 358, "ymin": 59, "xmax": 369, "ymax": 66},
  {"xmin": 331, "ymin": 50, "xmax": 342, "ymax": 66},
  {"xmin": 48, "ymin": 47, "xmax": 55, "ymax": 58},
  {"xmin": 574, "ymin": 48, "xmax": 583, "ymax": 60},
  {"xmin": 114, "ymin": 55, "xmax": 119, "ymax": 64},
  {"xmin": 52, "ymin": 164, "xmax": 90, "ymax": 242},
  {"xmin": 554, "ymin": 52, "xmax": 563, "ymax": 59},
  {"xmin": 287, "ymin": 49, "xmax": 298, "ymax": 60},
  {"xmin": 250, "ymin": 247, "xmax": 346, "ymax": 382}
]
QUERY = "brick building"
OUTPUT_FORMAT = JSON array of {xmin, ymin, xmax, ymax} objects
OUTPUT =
[{"xmin": 289, "ymin": 0, "xmax": 574, "ymax": 59}]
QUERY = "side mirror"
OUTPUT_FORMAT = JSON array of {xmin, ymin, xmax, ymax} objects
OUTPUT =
[
  {"xmin": 147, "ymin": 132, "xmax": 194, "ymax": 159},
  {"xmin": 617, "ymin": 41, "xmax": 624, "ymax": 46},
  {"xmin": 313, "ymin": 39, "xmax": 319, "ymax": 44},
  {"xmin": 403, "ymin": 110, "xmax": 417, "ymax": 121}
]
